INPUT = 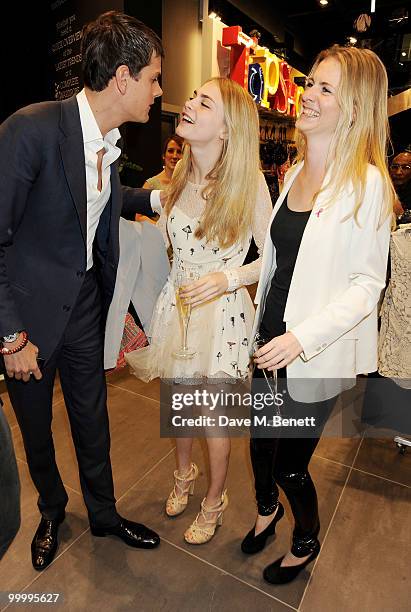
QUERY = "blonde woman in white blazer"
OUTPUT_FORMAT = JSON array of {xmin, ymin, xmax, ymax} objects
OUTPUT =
[{"xmin": 241, "ymin": 45, "xmax": 395, "ymax": 585}]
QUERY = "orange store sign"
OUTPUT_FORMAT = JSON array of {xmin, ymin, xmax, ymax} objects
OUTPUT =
[{"xmin": 222, "ymin": 25, "xmax": 304, "ymax": 117}]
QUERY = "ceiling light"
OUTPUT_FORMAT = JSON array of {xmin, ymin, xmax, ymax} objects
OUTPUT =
[
  {"xmin": 319, "ymin": 0, "xmax": 329, "ymax": 5},
  {"xmin": 401, "ymin": 51, "xmax": 406, "ymax": 56},
  {"xmin": 349, "ymin": 36, "xmax": 357, "ymax": 44}
]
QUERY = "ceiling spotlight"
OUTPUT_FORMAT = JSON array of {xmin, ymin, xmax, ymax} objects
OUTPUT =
[
  {"xmin": 319, "ymin": 0, "xmax": 329, "ymax": 5},
  {"xmin": 401, "ymin": 51, "xmax": 407, "ymax": 56},
  {"xmin": 349, "ymin": 36, "xmax": 358, "ymax": 44}
]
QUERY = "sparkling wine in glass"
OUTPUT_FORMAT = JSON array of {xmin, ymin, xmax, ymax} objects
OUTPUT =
[{"xmin": 173, "ymin": 268, "xmax": 199, "ymax": 359}]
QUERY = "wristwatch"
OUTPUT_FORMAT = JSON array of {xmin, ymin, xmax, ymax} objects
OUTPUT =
[{"xmin": 1, "ymin": 332, "xmax": 20, "ymax": 343}]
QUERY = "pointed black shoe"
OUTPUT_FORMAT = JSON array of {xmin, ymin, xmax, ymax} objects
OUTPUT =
[
  {"xmin": 31, "ymin": 511, "xmax": 66, "ymax": 571},
  {"xmin": 241, "ymin": 502, "xmax": 284, "ymax": 555},
  {"xmin": 90, "ymin": 517, "xmax": 160, "ymax": 549},
  {"xmin": 263, "ymin": 541, "xmax": 321, "ymax": 584}
]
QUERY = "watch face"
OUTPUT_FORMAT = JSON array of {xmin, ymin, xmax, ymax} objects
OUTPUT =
[{"xmin": 3, "ymin": 333, "xmax": 19, "ymax": 343}]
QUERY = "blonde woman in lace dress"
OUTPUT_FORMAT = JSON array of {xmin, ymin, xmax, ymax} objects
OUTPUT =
[{"xmin": 126, "ymin": 77, "xmax": 272, "ymax": 544}]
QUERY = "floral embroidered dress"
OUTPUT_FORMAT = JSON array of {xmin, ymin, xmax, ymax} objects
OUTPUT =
[
  {"xmin": 378, "ymin": 225, "xmax": 411, "ymax": 388},
  {"xmin": 125, "ymin": 174, "xmax": 272, "ymax": 382}
]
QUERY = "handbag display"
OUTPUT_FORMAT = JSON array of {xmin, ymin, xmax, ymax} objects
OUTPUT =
[{"xmin": 114, "ymin": 313, "xmax": 148, "ymax": 371}]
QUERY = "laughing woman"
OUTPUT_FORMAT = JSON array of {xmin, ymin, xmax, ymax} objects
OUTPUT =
[
  {"xmin": 242, "ymin": 45, "xmax": 394, "ymax": 584},
  {"xmin": 126, "ymin": 77, "xmax": 272, "ymax": 544}
]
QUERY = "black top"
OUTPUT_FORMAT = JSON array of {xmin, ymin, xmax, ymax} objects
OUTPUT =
[{"xmin": 259, "ymin": 195, "xmax": 311, "ymax": 340}]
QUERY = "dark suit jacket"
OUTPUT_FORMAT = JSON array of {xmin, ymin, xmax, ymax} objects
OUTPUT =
[{"xmin": 0, "ymin": 96, "xmax": 154, "ymax": 361}]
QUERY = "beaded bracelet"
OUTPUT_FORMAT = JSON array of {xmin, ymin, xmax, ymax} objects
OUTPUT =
[{"xmin": 0, "ymin": 331, "xmax": 28, "ymax": 355}]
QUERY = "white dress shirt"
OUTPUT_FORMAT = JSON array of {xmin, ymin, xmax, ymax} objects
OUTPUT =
[
  {"xmin": 76, "ymin": 89, "xmax": 121, "ymax": 270},
  {"xmin": 76, "ymin": 89, "xmax": 162, "ymax": 271}
]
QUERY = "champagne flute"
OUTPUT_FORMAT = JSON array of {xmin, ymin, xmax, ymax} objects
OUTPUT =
[
  {"xmin": 253, "ymin": 332, "xmax": 281, "ymax": 417},
  {"xmin": 173, "ymin": 267, "xmax": 199, "ymax": 359}
]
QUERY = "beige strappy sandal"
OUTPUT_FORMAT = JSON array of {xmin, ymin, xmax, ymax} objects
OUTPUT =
[
  {"xmin": 184, "ymin": 490, "xmax": 228, "ymax": 544},
  {"xmin": 165, "ymin": 462, "xmax": 199, "ymax": 517}
]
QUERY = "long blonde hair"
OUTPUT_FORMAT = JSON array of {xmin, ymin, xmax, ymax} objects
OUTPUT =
[
  {"xmin": 295, "ymin": 45, "xmax": 395, "ymax": 224},
  {"xmin": 165, "ymin": 77, "xmax": 260, "ymax": 248}
]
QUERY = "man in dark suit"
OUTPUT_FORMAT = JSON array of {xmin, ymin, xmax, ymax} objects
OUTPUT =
[{"xmin": 0, "ymin": 11, "xmax": 163, "ymax": 570}]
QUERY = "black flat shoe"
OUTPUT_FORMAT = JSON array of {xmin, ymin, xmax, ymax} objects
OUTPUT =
[
  {"xmin": 31, "ymin": 511, "xmax": 66, "ymax": 571},
  {"xmin": 241, "ymin": 502, "xmax": 284, "ymax": 555},
  {"xmin": 263, "ymin": 541, "xmax": 321, "ymax": 584},
  {"xmin": 90, "ymin": 517, "xmax": 160, "ymax": 549}
]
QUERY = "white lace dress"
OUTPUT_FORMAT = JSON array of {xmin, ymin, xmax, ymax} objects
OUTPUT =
[
  {"xmin": 125, "ymin": 174, "xmax": 272, "ymax": 382},
  {"xmin": 378, "ymin": 225, "xmax": 411, "ymax": 388}
]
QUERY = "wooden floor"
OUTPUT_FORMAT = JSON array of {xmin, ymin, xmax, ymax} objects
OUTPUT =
[{"xmin": 0, "ymin": 366, "xmax": 410, "ymax": 612}]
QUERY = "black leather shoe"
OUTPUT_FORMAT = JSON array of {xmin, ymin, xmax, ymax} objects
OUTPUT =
[
  {"xmin": 241, "ymin": 502, "xmax": 284, "ymax": 555},
  {"xmin": 263, "ymin": 541, "xmax": 321, "ymax": 584},
  {"xmin": 31, "ymin": 512, "xmax": 66, "ymax": 571},
  {"xmin": 90, "ymin": 517, "xmax": 160, "ymax": 549}
]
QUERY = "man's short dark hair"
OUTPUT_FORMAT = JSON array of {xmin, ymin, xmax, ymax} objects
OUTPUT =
[{"xmin": 81, "ymin": 11, "xmax": 164, "ymax": 91}]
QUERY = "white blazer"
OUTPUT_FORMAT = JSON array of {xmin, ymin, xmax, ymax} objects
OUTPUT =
[
  {"xmin": 104, "ymin": 219, "xmax": 170, "ymax": 369},
  {"xmin": 252, "ymin": 161, "xmax": 391, "ymax": 401}
]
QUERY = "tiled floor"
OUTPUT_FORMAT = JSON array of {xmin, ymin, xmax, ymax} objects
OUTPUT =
[{"xmin": 0, "ymin": 371, "xmax": 410, "ymax": 612}]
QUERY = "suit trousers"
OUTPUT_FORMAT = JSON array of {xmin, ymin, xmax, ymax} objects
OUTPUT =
[
  {"xmin": 0, "ymin": 400, "xmax": 21, "ymax": 559},
  {"xmin": 6, "ymin": 268, "xmax": 119, "ymax": 528}
]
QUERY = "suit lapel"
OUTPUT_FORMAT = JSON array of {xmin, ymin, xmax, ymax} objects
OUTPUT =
[
  {"xmin": 59, "ymin": 96, "xmax": 87, "ymax": 245},
  {"xmin": 110, "ymin": 162, "xmax": 122, "ymax": 218}
]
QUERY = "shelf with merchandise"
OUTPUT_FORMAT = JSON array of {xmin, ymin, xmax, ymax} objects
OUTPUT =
[{"xmin": 258, "ymin": 106, "xmax": 297, "ymax": 126}]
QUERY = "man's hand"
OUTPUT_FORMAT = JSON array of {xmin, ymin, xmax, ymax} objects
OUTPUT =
[
  {"xmin": 254, "ymin": 332, "xmax": 303, "ymax": 371},
  {"xmin": 179, "ymin": 272, "xmax": 229, "ymax": 307},
  {"xmin": 3, "ymin": 340, "xmax": 42, "ymax": 382}
]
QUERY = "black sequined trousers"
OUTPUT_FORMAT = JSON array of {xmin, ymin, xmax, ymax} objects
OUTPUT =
[{"xmin": 250, "ymin": 366, "xmax": 337, "ymax": 557}]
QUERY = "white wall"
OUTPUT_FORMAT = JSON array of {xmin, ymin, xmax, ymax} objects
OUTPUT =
[{"xmin": 162, "ymin": 0, "xmax": 203, "ymax": 113}]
